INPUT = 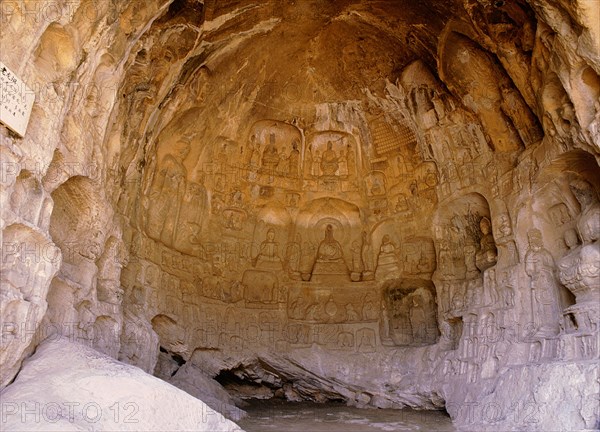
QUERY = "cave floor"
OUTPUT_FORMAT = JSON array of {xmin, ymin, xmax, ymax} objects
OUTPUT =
[{"xmin": 237, "ymin": 400, "xmax": 456, "ymax": 431}]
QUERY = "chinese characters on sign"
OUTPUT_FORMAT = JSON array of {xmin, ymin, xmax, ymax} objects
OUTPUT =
[{"xmin": 0, "ymin": 61, "xmax": 35, "ymax": 137}]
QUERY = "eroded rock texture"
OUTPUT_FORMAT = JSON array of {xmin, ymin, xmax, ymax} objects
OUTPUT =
[
  {"xmin": 1, "ymin": 339, "xmax": 243, "ymax": 431},
  {"xmin": 1, "ymin": 0, "xmax": 599, "ymax": 430}
]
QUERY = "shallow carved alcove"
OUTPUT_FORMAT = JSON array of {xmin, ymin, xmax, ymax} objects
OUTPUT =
[{"xmin": 381, "ymin": 279, "xmax": 439, "ymax": 346}]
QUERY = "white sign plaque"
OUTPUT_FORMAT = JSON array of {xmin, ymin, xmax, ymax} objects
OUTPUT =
[{"xmin": 0, "ymin": 61, "xmax": 35, "ymax": 137}]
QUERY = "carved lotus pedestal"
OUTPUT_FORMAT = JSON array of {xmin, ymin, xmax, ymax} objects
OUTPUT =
[
  {"xmin": 563, "ymin": 303, "xmax": 599, "ymax": 334},
  {"xmin": 558, "ymin": 242, "xmax": 600, "ymax": 333},
  {"xmin": 475, "ymin": 249, "xmax": 497, "ymax": 273},
  {"xmin": 310, "ymin": 260, "xmax": 351, "ymax": 283}
]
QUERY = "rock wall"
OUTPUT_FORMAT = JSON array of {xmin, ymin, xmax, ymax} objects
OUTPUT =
[{"xmin": 1, "ymin": 0, "xmax": 598, "ymax": 429}]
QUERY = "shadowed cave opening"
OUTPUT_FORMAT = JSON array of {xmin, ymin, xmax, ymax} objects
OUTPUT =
[{"xmin": 215, "ymin": 363, "xmax": 348, "ymax": 404}]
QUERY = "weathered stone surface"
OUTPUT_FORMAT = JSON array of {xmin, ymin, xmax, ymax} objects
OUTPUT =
[
  {"xmin": 0, "ymin": 0, "xmax": 599, "ymax": 429},
  {"xmin": 169, "ymin": 362, "xmax": 247, "ymax": 422},
  {"xmin": 0, "ymin": 339, "xmax": 243, "ymax": 431},
  {"xmin": 444, "ymin": 361, "xmax": 600, "ymax": 431}
]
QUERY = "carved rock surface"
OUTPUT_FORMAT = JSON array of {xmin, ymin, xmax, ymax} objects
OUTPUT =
[
  {"xmin": 0, "ymin": 0, "xmax": 599, "ymax": 430},
  {"xmin": 444, "ymin": 361, "xmax": 600, "ymax": 431}
]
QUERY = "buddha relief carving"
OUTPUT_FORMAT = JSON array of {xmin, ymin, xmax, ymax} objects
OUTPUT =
[
  {"xmin": 261, "ymin": 133, "xmax": 280, "ymax": 171},
  {"xmin": 305, "ymin": 132, "xmax": 359, "ymax": 186},
  {"xmin": 253, "ymin": 228, "xmax": 283, "ymax": 272},
  {"xmin": 558, "ymin": 229, "xmax": 584, "ymax": 300},
  {"xmin": 246, "ymin": 120, "xmax": 303, "ymax": 182},
  {"xmin": 350, "ymin": 240, "xmax": 364, "ymax": 281},
  {"xmin": 525, "ymin": 229, "xmax": 562, "ymax": 338},
  {"xmin": 144, "ymin": 136, "xmax": 191, "ymax": 249},
  {"xmin": 557, "ymin": 179, "xmax": 600, "ymax": 332},
  {"xmin": 245, "ymin": 134, "xmax": 261, "ymax": 167},
  {"xmin": 285, "ymin": 233, "xmax": 302, "ymax": 280},
  {"xmin": 375, "ymin": 235, "xmax": 401, "ymax": 281},
  {"xmin": 310, "ymin": 224, "xmax": 349, "ymax": 282},
  {"xmin": 475, "ymin": 217, "xmax": 497, "ymax": 272},
  {"xmin": 320, "ymin": 141, "xmax": 340, "ymax": 176},
  {"xmin": 361, "ymin": 231, "xmax": 375, "ymax": 281},
  {"xmin": 382, "ymin": 281, "xmax": 439, "ymax": 346},
  {"xmin": 494, "ymin": 212, "xmax": 519, "ymax": 266},
  {"xmin": 570, "ymin": 179, "xmax": 600, "ymax": 245}
]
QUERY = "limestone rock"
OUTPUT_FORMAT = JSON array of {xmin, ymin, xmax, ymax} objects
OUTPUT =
[
  {"xmin": 1, "ymin": 0, "xmax": 599, "ymax": 429},
  {"xmin": 168, "ymin": 358, "xmax": 247, "ymax": 421},
  {"xmin": 0, "ymin": 339, "xmax": 244, "ymax": 431}
]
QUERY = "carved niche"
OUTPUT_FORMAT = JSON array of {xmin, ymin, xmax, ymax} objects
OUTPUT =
[
  {"xmin": 532, "ymin": 153, "xmax": 600, "ymax": 335},
  {"xmin": 246, "ymin": 120, "xmax": 303, "ymax": 181},
  {"xmin": 381, "ymin": 279, "xmax": 439, "ymax": 346},
  {"xmin": 142, "ymin": 134, "xmax": 194, "ymax": 250},
  {"xmin": 558, "ymin": 178, "xmax": 600, "ymax": 333},
  {"xmin": 439, "ymin": 30, "xmax": 530, "ymax": 152},
  {"xmin": 434, "ymin": 193, "xmax": 497, "ymax": 283},
  {"xmin": 304, "ymin": 131, "xmax": 360, "ymax": 191},
  {"xmin": 294, "ymin": 198, "xmax": 361, "ymax": 283}
]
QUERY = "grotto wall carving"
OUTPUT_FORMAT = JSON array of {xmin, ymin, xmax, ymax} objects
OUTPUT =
[{"xmin": 1, "ymin": 0, "xmax": 599, "ymax": 430}]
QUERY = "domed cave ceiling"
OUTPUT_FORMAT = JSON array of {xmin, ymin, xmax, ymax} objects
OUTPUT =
[{"xmin": 1, "ymin": 0, "xmax": 599, "ymax": 429}]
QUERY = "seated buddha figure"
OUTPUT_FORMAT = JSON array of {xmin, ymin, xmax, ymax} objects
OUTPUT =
[
  {"xmin": 375, "ymin": 235, "xmax": 401, "ymax": 280},
  {"xmin": 261, "ymin": 133, "xmax": 280, "ymax": 171},
  {"xmin": 311, "ymin": 224, "xmax": 350, "ymax": 282},
  {"xmin": 475, "ymin": 216, "xmax": 498, "ymax": 271},
  {"xmin": 320, "ymin": 141, "xmax": 339, "ymax": 176},
  {"xmin": 561, "ymin": 179, "xmax": 600, "ymax": 307},
  {"xmin": 253, "ymin": 229, "xmax": 283, "ymax": 272}
]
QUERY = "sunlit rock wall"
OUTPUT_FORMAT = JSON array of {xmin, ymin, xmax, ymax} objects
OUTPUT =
[{"xmin": 1, "ymin": 0, "xmax": 598, "ymax": 430}]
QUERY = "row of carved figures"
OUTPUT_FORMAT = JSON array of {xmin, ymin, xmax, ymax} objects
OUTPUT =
[{"xmin": 251, "ymin": 225, "xmax": 409, "ymax": 283}]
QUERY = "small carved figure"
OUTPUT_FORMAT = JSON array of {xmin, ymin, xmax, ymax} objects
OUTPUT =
[
  {"xmin": 338, "ymin": 147, "xmax": 348, "ymax": 176},
  {"xmin": 304, "ymin": 145, "xmax": 313, "ymax": 178},
  {"xmin": 395, "ymin": 194, "xmax": 409, "ymax": 213},
  {"xmin": 476, "ymin": 217, "xmax": 498, "ymax": 271},
  {"xmin": 286, "ymin": 234, "xmax": 302, "ymax": 280},
  {"xmin": 485, "ymin": 268, "xmax": 501, "ymax": 306},
  {"xmin": 346, "ymin": 304, "xmax": 359, "ymax": 321},
  {"xmin": 288, "ymin": 139, "xmax": 300, "ymax": 177},
  {"xmin": 570, "ymin": 179, "xmax": 600, "ymax": 244},
  {"xmin": 375, "ymin": 235, "xmax": 400, "ymax": 280},
  {"xmin": 361, "ymin": 231, "xmax": 375, "ymax": 280},
  {"xmin": 464, "ymin": 240, "xmax": 479, "ymax": 279},
  {"xmin": 320, "ymin": 141, "xmax": 339, "ymax": 176},
  {"xmin": 350, "ymin": 240, "xmax": 363, "ymax": 282},
  {"xmin": 253, "ymin": 229, "xmax": 283, "ymax": 271},
  {"xmin": 261, "ymin": 133, "xmax": 279, "ymax": 170},
  {"xmin": 311, "ymin": 224, "xmax": 349, "ymax": 281},
  {"xmin": 499, "ymin": 271, "xmax": 515, "ymax": 308},
  {"xmin": 438, "ymin": 239, "xmax": 453, "ymax": 278},
  {"xmin": 229, "ymin": 186, "xmax": 243, "ymax": 207},
  {"xmin": 525, "ymin": 229, "xmax": 561, "ymax": 337},
  {"xmin": 495, "ymin": 213, "xmax": 519, "ymax": 265},
  {"xmin": 146, "ymin": 137, "xmax": 190, "ymax": 247},
  {"xmin": 245, "ymin": 135, "xmax": 258, "ymax": 166},
  {"xmin": 409, "ymin": 294, "xmax": 427, "ymax": 343}
]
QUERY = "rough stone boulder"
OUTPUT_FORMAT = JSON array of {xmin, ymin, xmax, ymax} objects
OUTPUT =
[
  {"xmin": 0, "ymin": 339, "xmax": 244, "ymax": 432},
  {"xmin": 168, "ymin": 361, "xmax": 247, "ymax": 422}
]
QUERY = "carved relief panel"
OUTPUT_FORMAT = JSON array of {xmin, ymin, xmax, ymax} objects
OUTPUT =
[{"xmin": 381, "ymin": 279, "xmax": 439, "ymax": 346}]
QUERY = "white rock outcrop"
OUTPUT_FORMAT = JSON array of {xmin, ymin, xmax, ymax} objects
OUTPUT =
[{"xmin": 0, "ymin": 338, "xmax": 244, "ymax": 432}]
